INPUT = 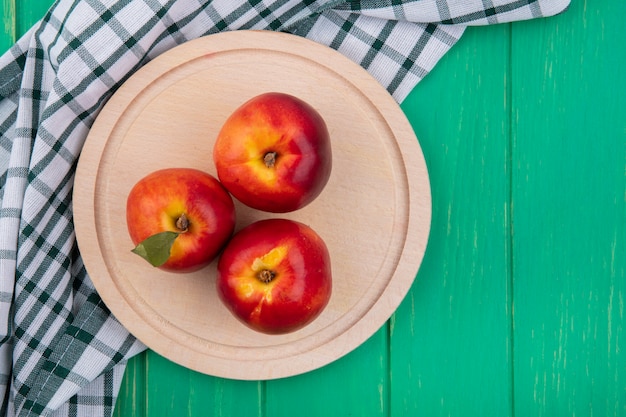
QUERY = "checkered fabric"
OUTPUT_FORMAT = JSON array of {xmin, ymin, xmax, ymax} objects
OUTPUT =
[{"xmin": 0, "ymin": 0, "xmax": 569, "ymax": 415}]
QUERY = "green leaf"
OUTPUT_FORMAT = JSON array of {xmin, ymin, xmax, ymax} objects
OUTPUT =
[{"xmin": 131, "ymin": 231, "xmax": 180, "ymax": 267}]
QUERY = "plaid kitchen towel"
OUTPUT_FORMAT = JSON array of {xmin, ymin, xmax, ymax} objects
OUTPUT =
[{"xmin": 0, "ymin": 0, "xmax": 569, "ymax": 415}]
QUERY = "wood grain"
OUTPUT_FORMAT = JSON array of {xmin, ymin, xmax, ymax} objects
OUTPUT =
[
  {"xmin": 1, "ymin": 0, "xmax": 15, "ymax": 53},
  {"xmin": 266, "ymin": 328, "xmax": 389, "ymax": 417},
  {"xmin": 511, "ymin": 0, "xmax": 626, "ymax": 415},
  {"xmin": 395, "ymin": 23, "xmax": 513, "ymax": 416},
  {"xmin": 1, "ymin": 0, "xmax": 51, "ymax": 52},
  {"xmin": 143, "ymin": 351, "xmax": 263, "ymax": 416}
]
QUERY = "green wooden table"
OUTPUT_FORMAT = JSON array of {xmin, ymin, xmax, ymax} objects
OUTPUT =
[{"xmin": 2, "ymin": 1, "xmax": 624, "ymax": 415}]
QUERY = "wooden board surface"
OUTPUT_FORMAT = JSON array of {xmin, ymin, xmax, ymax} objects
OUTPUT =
[
  {"xmin": 2, "ymin": 0, "xmax": 624, "ymax": 415},
  {"xmin": 72, "ymin": 31, "xmax": 431, "ymax": 381}
]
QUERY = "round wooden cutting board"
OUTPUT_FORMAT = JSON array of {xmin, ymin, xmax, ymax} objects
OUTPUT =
[{"xmin": 73, "ymin": 30, "xmax": 431, "ymax": 380}]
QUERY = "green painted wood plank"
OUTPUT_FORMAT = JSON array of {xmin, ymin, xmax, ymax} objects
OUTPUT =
[
  {"xmin": 142, "ymin": 351, "xmax": 262, "ymax": 417},
  {"xmin": 113, "ymin": 353, "xmax": 147, "ymax": 417},
  {"xmin": 392, "ymin": 23, "xmax": 513, "ymax": 416},
  {"xmin": 266, "ymin": 327, "xmax": 389, "ymax": 417},
  {"xmin": 1, "ymin": 0, "xmax": 54, "ymax": 54},
  {"xmin": 14, "ymin": 0, "xmax": 49, "ymax": 37},
  {"xmin": 511, "ymin": 0, "xmax": 626, "ymax": 415},
  {"xmin": 1, "ymin": 0, "xmax": 16, "ymax": 53}
]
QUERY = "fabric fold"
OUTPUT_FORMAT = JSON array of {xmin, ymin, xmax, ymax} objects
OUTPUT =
[{"xmin": 0, "ymin": 0, "xmax": 570, "ymax": 415}]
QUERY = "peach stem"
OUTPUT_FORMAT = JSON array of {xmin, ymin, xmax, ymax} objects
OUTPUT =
[
  {"xmin": 258, "ymin": 269, "xmax": 276, "ymax": 283},
  {"xmin": 175, "ymin": 213, "xmax": 189, "ymax": 233},
  {"xmin": 263, "ymin": 151, "xmax": 277, "ymax": 168}
]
